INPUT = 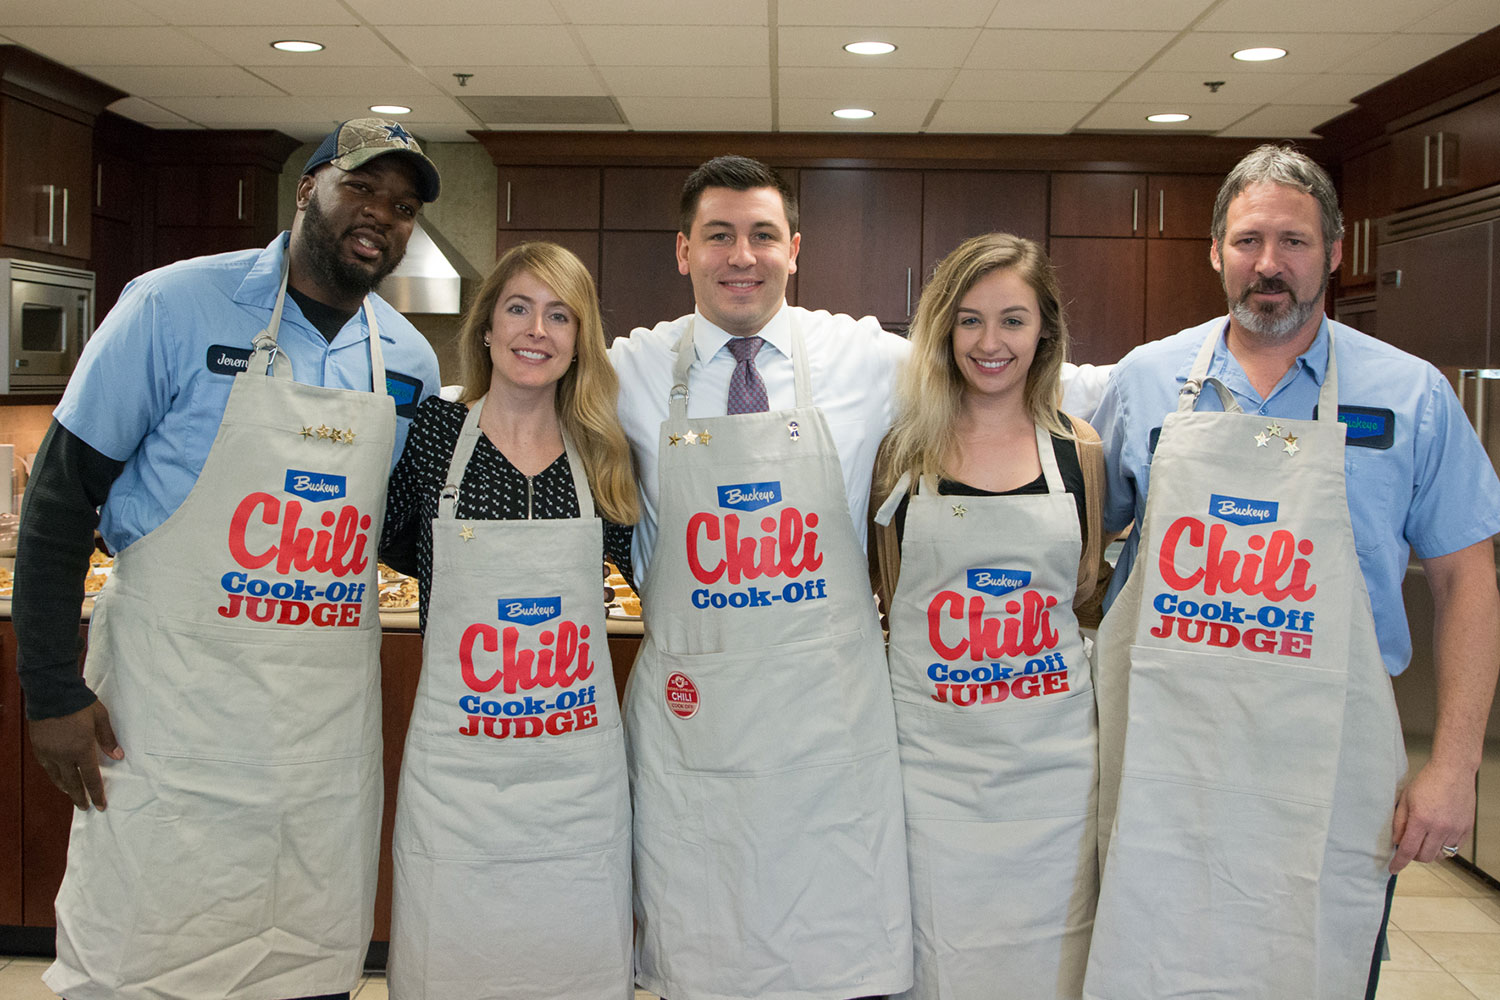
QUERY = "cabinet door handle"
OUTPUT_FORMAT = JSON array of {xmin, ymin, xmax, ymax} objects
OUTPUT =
[
  {"xmin": 237, "ymin": 179, "xmax": 244, "ymax": 220},
  {"xmin": 61, "ymin": 188, "xmax": 68, "ymax": 246},
  {"xmin": 1351, "ymin": 220, "xmax": 1360, "ymax": 276},
  {"xmin": 45, "ymin": 184, "xmax": 56, "ymax": 244},
  {"xmin": 1132, "ymin": 188, "xmax": 1139, "ymax": 234},
  {"xmin": 1423, "ymin": 134, "xmax": 1432, "ymax": 189},
  {"xmin": 1362, "ymin": 219, "xmax": 1370, "ymax": 275},
  {"xmin": 1435, "ymin": 131, "xmax": 1446, "ymax": 187},
  {"xmin": 1158, "ymin": 190, "xmax": 1165, "ymax": 235},
  {"xmin": 906, "ymin": 267, "xmax": 913, "ymax": 317},
  {"xmin": 96, "ymin": 164, "xmax": 102, "ymax": 208},
  {"xmin": 505, "ymin": 181, "xmax": 513, "ymax": 223}
]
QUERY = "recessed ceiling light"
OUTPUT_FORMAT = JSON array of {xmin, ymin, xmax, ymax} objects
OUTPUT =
[
  {"xmin": 271, "ymin": 39, "xmax": 323, "ymax": 53},
  {"xmin": 370, "ymin": 104, "xmax": 411, "ymax": 115},
  {"xmin": 1147, "ymin": 113, "xmax": 1191, "ymax": 123},
  {"xmin": 832, "ymin": 108, "xmax": 876, "ymax": 119},
  {"xmin": 844, "ymin": 41, "xmax": 896, "ymax": 55},
  {"xmin": 1233, "ymin": 46, "xmax": 1287, "ymax": 62}
]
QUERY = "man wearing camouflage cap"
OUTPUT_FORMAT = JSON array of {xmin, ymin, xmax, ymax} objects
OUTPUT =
[{"xmin": 14, "ymin": 119, "xmax": 442, "ymax": 1000}]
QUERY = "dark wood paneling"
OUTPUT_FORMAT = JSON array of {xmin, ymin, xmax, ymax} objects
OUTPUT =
[
  {"xmin": 20, "ymin": 710, "xmax": 72, "ymax": 924},
  {"xmin": 602, "ymin": 167, "xmax": 692, "ymax": 231},
  {"xmin": 1050, "ymin": 173, "xmax": 1145, "ymax": 238},
  {"xmin": 1050, "ymin": 237, "xmax": 1145, "ymax": 366},
  {"xmin": 497, "ymin": 167, "xmax": 600, "ymax": 230},
  {"xmin": 796, "ymin": 168, "xmax": 922, "ymax": 325},
  {"xmin": 1377, "ymin": 222, "xmax": 1492, "ymax": 367},
  {"xmin": 1145, "ymin": 238, "xmax": 1224, "ymax": 343},
  {"xmin": 0, "ymin": 622, "xmax": 22, "ymax": 925},
  {"xmin": 1148, "ymin": 174, "xmax": 1221, "ymax": 239},
  {"xmin": 495, "ymin": 229, "xmax": 601, "ymax": 285},
  {"xmin": 600, "ymin": 231, "xmax": 694, "ymax": 343},
  {"xmin": 920, "ymin": 170, "xmax": 1048, "ymax": 281},
  {"xmin": 372, "ymin": 630, "xmax": 422, "ymax": 942}
]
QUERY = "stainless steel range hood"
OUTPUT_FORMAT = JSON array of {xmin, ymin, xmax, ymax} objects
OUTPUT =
[{"xmin": 376, "ymin": 221, "xmax": 472, "ymax": 314}]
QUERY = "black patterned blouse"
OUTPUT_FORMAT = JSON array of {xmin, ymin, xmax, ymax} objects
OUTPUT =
[{"xmin": 381, "ymin": 395, "xmax": 635, "ymax": 633}]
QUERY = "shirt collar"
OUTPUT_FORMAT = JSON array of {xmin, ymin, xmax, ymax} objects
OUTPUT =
[
  {"xmin": 1174, "ymin": 315, "xmax": 1331, "ymax": 391},
  {"xmin": 691, "ymin": 302, "xmax": 792, "ymax": 365},
  {"xmin": 232, "ymin": 232, "xmax": 392, "ymax": 345}
]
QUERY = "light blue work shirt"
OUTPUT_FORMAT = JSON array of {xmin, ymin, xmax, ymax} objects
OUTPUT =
[
  {"xmin": 1095, "ymin": 316, "xmax": 1500, "ymax": 676},
  {"xmin": 55, "ymin": 234, "xmax": 440, "ymax": 553}
]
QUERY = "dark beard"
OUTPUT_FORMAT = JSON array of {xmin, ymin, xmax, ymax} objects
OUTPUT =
[{"xmin": 299, "ymin": 192, "xmax": 404, "ymax": 299}]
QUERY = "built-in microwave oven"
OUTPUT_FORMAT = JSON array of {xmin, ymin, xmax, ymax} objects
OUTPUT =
[{"xmin": 0, "ymin": 258, "xmax": 94, "ymax": 394}]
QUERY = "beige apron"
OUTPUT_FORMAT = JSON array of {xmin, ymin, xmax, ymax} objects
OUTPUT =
[
  {"xmin": 874, "ymin": 424, "xmax": 1098, "ymax": 1000},
  {"xmin": 388, "ymin": 396, "xmax": 631, "ymax": 1000},
  {"xmin": 1086, "ymin": 329, "xmax": 1405, "ymax": 999},
  {"xmin": 624, "ymin": 318, "xmax": 912, "ymax": 1000},
  {"xmin": 46, "ymin": 260, "xmax": 395, "ymax": 1000}
]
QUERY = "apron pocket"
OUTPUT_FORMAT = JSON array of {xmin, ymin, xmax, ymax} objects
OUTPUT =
[
  {"xmin": 144, "ymin": 615, "xmax": 381, "ymax": 763},
  {"xmin": 651, "ymin": 627, "xmax": 889, "ymax": 775}
]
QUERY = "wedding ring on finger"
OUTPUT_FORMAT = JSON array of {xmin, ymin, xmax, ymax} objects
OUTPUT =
[{"xmin": 1441, "ymin": 844, "xmax": 1460, "ymax": 857}]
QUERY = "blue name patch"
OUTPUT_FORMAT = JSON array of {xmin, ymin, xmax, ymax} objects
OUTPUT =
[
  {"xmin": 967, "ymin": 569, "xmax": 1032, "ymax": 596},
  {"xmin": 718, "ymin": 481, "xmax": 782, "ymax": 512},
  {"xmin": 497, "ymin": 597, "xmax": 562, "ymax": 626},
  {"xmin": 385, "ymin": 370, "xmax": 423, "ymax": 419},
  {"xmin": 1337, "ymin": 405, "xmax": 1395, "ymax": 450},
  {"xmin": 284, "ymin": 470, "xmax": 347, "ymax": 501},
  {"xmin": 206, "ymin": 345, "xmax": 253, "ymax": 376},
  {"xmin": 1209, "ymin": 493, "xmax": 1278, "ymax": 526}
]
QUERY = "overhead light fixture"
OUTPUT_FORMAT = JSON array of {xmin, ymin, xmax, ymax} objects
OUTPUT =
[
  {"xmin": 844, "ymin": 41, "xmax": 896, "ymax": 55},
  {"xmin": 1147, "ymin": 113, "xmax": 1191, "ymax": 123},
  {"xmin": 271, "ymin": 39, "xmax": 323, "ymax": 53},
  {"xmin": 833, "ymin": 108, "xmax": 876, "ymax": 119},
  {"xmin": 370, "ymin": 104, "xmax": 411, "ymax": 115},
  {"xmin": 1233, "ymin": 46, "xmax": 1287, "ymax": 62}
]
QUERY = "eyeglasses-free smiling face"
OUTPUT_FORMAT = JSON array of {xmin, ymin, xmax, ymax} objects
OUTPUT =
[
  {"xmin": 951, "ymin": 267, "xmax": 1043, "ymax": 402},
  {"xmin": 676, "ymin": 185, "xmax": 801, "ymax": 338},
  {"xmin": 486, "ymin": 270, "xmax": 578, "ymax": 396}
]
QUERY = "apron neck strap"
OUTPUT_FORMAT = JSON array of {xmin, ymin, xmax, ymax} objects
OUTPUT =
[
  {"xmin": 438, "ymin": 395, "xmax": 593, "ymax": 521},
  {"xmin": 247, "ymin": 248, "xmax": 386, "ymax": 390},
  {"xmin": 668, "ymin": 311, "xmax": 810, "ymax": 419},
  {"xmin": 873, "ymin": 471, "xmax": 912, "ymax": 527},
  {"xmin": 1035, "ymin": 422, "xmax": 1064, "ymax": 494},
  {"xmin": 1179, "ymin": 326, "xmax": 1244, "ymax": 414}
]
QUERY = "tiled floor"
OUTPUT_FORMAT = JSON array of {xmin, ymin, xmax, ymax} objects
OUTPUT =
[{"xmin": 2, "ymin": 862, "xmax": 1497, "ymax": 999}]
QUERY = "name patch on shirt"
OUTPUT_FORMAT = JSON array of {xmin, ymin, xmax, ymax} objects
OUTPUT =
[
  {"xmin": 284, "ymin": 470, "xmax": 347, "ymax": 501},
  {"xmin": 1337, "ymin": 405, "xmax": 1395, "ymax": 449},
  {"xmin": 206, "ymin": 345, "xmax": 253, "ymax": 376},
  {"xmin": 496, "ymin": 596, "xmax": 563, "ymax": 626},
  {"xmin": 385, "ymin": 370, "xmax": 423, "ymax": 418}
]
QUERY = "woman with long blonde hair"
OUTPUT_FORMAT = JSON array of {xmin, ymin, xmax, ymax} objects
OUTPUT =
[
  {"xmin": 870, "ymin": 232, "xmax": 1107, "ymax": 999},
  {"xmin": 381, "ymin": 241, "xmax": 637, "ymax": 999}
]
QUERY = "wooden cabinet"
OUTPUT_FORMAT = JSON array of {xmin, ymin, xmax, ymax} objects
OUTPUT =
[
  {"xmin": 796, "ymin": 168, "xmax": 922, "ymax": 327},
  {"xmin": 1376, "ymin": 220, "xmax": 1494, "ymax": 367},
  {"xmin": 1389, "ymin": 90, "xmax": 1500, "ymax": 211},
  {"xmin": 602, "ymin": 167, "xmax": 692, "ymax": 231},
  {"xmin": 1050, "ymin": 237, "xmax": 1146, "ymax": 365},
  {"xmin": 1, "ymin": 621, "xmax": 21, "ymax": 925},
  {"xmin": 150, "ymin": 161, "xmax": 285, "ymax": 269},
  {"xmin": 600, "ymin": 231, "xmax": 692, "ymax": 342},
  {"xmin": 1, "ymin": 96, "xmax": 93, "ymax": 261},
  {"xmin": 1051, "ymin": 173, "xmax": 1145, "ymax": 238},
  {"xmin": 919, "ymin": 170, "xmax": 1047, "ymax": 283},
  {"xmin": 1338, "ymin": 147, "xmax": 1391, "ymax": 290},
  {"xmin": 1145, "ymin": 239, "xmax": 1225, "ymax": 345},
  {"xmin": 497, "ymin": 167, "xmax": 600, "ymax": 231},
  {"xmin": 1146, "ymin": 174, "xmax": 1221, "ymax": 240}
]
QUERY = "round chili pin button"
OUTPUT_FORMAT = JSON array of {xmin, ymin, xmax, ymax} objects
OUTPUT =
[{"xmin": 665, "ymin": 671, "xmax": 700, "ymax": 719}]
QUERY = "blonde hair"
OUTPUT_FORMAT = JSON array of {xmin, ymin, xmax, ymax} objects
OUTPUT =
[
  {"xmin": 879, "ymin": 233, "xmax": 1071, "ymax": 499},
  {"xmin": 456, "ymin": 241, "xmax": 639, "ymax": 524}
]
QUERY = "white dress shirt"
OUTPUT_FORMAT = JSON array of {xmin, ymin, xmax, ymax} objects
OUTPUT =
[{"xmin": 609, "ymin": 303, "xmax": 911, "ymax": 582}]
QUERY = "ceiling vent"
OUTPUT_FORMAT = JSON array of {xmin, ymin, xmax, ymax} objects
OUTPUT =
[{"xmin": 458, "ymin": 95, "xmax": 623, "ymax": 126}]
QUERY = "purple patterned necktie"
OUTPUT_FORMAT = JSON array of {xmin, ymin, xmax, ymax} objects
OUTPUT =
[{"xmin": 725, "ymin": 336, "xmax": 769, "ymax": 414}]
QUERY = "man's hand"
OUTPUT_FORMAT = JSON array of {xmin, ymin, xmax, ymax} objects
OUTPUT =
[
  {"xmin": 1389, "ymin": 759, "xmax": 1476, "ymax": 872},
  {"xmin": 29, "ymin": 701, "xmax": 123, "ymax": 811}
]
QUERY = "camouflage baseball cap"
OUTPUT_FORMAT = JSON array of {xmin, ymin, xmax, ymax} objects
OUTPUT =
[{"xmin": 302, "ymin": 118, "xmax": 440, "ymax": 202}]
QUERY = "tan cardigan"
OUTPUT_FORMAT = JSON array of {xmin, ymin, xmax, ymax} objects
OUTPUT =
[{"xmin": 867, "ymin": 413, "xmax": 1112, "ymax": 630}]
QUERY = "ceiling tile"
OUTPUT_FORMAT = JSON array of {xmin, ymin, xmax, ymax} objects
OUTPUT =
[
  {"xmin": 617, "ymin": 96, "xmax": 771, "ymax": 130},
  {"xmin": 779, "ymin": 0, "xmax": 997, "ymax": 27},
  {"xmin": 1077, "ymin": 100, "xmax": 1262, "ymax": 131},
  {"xmin": 575, "ymin": 25, "xmax": 767, "ymax": 66},
  {"xmin": 1112, "ymin": 70, "xmax": 1321, "ymax": 104},
  {"xmin": 248, "ymin": 65, "xmax": 447, "ymax": 98},
  {"xmin": 380, "ymin": 25, "xmax": 587, "ymax": 66},
  {"xmin": 927, "ymin": 100, "xmax": 1096, "ymax": 133},
  {"xmin": 0, "ymin": 0, "xmax": 162, "ymax": 26},
  {"xmin": 73, "ymin": 64, "xmax": 283, "ymax": 98},
  {"xmin": 945, "ymin": 68, "xmax": 1129, "ymax": 102},
  {"xmin": 600, "ymin": 65, "xmax": 770, "ymax": 98},
  {"xmin": 778, "ymin": 26, "xmax": 982, "ymax": 68},
  {"xmin": 1152, "ymin": 31, "xmax": 1384, "ymax": 72},
  {"xmin": 105, "ymin": 95, "xmax": 196, "ymax": 127},
  {"xmin": 965, "ymin": 29, "xmax": 1177, "ymax": 70},
  {"xmin": 3, "ymin": 26, "xmax": 229, "ymax": 65},
  {"xmin": 1215, "ymin": 103, "xmax": 1355, "ymax": 137},
  {"xmin": 985, "ymin": 0, "xmax": 1218, "ymax": 30},
  {"xmin": 1200, "ymin": 0, "xmax": 1453, "ymax": 32},
  {"xmin": 557, "ymin": 0, "xmax": 764, "ymax": 25},
  {"xmin": 1407, "ymin": 0, "xmax": 1500, "ymax": 32},
  {"xmin": 420, "ymin": 65, "xmax": 607, "ymax": 97},
  {"xmin": 344, "ymin": 0, "xmax": 559, "ymax": 25},
  {"xmin": 779, "ymin": 66, "xmax": 955, "ymax": 100},
  {"xmin": 128, "ymin": 0, "xmax": 356, "ymax": 25},
  {"xmin": 1329, "ymin": 33, "xmax": 1476, "ymax": 74},
  {"xmin": 777, "ymin": 98, "xmax": 933, "ymax": 131},
  {"xmin": 149, "ymin": 95, "xmax": 335, "ymax": 126},
  {"xmin": 1272, "ymin": 73, "xmax": 1390, "ymax": 105},
  {"xmin": 181, "ymin": 25, "xmax": 405, "ymax": 65}
]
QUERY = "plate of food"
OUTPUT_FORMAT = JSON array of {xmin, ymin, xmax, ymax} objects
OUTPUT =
[
  {"xmin": 605, "ymin": 561, "xmax": 641, "ymax": 619},
  {"xmin": 377, "ymin": 563, "xmax": 421, "ymax": 612}
]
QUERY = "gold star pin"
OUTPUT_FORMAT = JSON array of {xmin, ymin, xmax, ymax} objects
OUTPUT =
[
  {"xmin": 344, "ymin": 428, "xmax": 357, "ymax": 444},
  {"xmin": 683, "ymin": 430, "xmax": 699, "ymax": 445},
  {"xmin": 698, "ymin": 431, "xmax": 712, "ymax": 445},
  {"xmin": 1265, "ymin": 421, "xmax": 1283, "ymax": 437},
  {"xmin": 316, "ymin": 424, "xmax": 332, "ymax": 440},
  {"xmin": 1282, "ymin": 434, "xmax": 1300, "ymax": 456},
  {"xmin": 952, "ymin": 503, "xmax": 968, "ymax": 518},
  {"xmin": 669, "ymin": 433, "xmax": 683, "ymax": 447},
  {"xmin": 1254, "ymin": 431, "xmax": 1271, "ymax": 447},
  {"xmin": 459, "ymin": 524, "xmax": 475, "ymax": 541},
  {"xmin": 300, "ymin": 425, "xmax": 315, "ymax": 439},
  {"xmin": 330, "ymin": 428, "xmax": 344, "ymax": 443}
]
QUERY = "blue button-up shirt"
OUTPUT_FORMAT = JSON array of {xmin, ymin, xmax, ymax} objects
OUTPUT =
[
  {"xmin": 56, "ymin": 234, "xmax": 440, "ymax": 552},
  {"xmin": 1094, "ymin": 316, "xmax": 1500, "ymax": 675}
]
